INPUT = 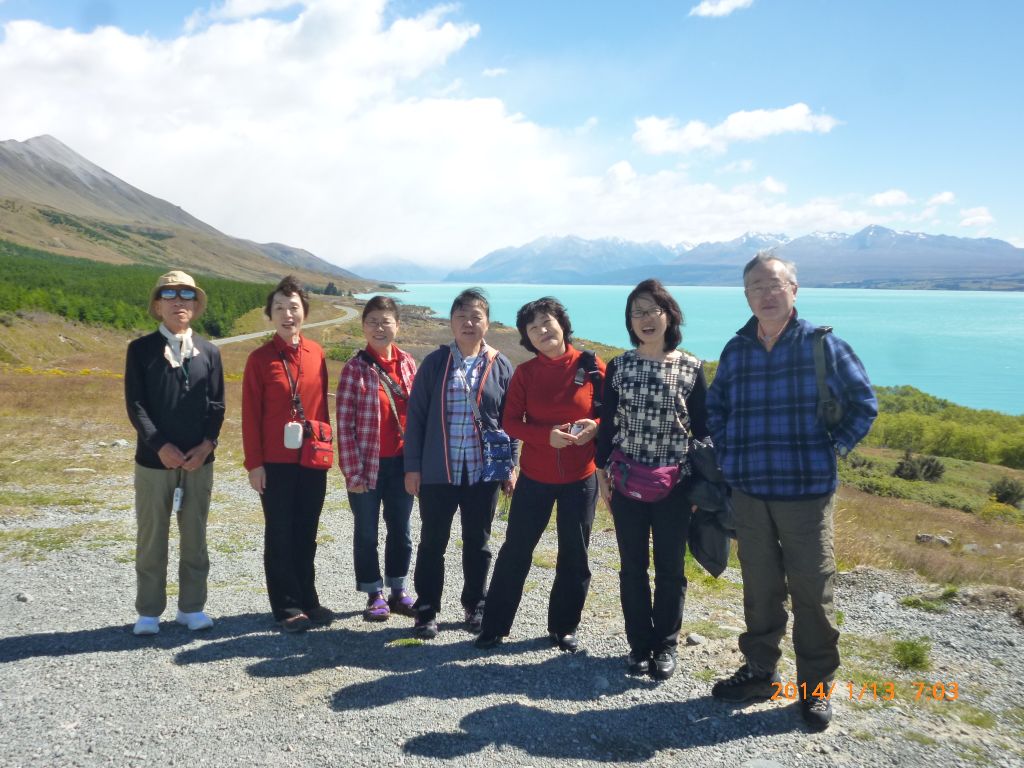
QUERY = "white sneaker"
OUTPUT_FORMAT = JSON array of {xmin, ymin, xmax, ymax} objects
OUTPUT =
[
  {"xmin": 133, "ymin": 616, "xmax": 160, "ymax": 636},
  {"xmin": 175, "ymin": 610, "xmax": 214, "ymax": 631}
]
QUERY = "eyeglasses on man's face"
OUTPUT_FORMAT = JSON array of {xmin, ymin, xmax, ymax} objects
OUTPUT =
[
  {"xmin": 630, "ymin": 307, "xmax": 665, "ymax": 319},
  {"xmin": 159, "ymin": 287, "xmax": 197, "ymax": 301},
  {"xmin": 745, "ymin": 280, "xmax": 793, "ymax": 297}
]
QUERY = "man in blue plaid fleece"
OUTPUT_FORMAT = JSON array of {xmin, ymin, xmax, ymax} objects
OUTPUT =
[{"xmin": 706, "ymin": 251, "xmax": 877, "ymax": 731}]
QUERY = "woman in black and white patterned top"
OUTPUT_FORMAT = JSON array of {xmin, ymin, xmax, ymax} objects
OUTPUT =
[{"xmin": 595, "ymin": 278, "xmax": 710, "ymax": 681}]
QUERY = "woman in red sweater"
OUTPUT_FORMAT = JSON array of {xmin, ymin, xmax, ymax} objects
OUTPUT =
[
  {"xmin": 475, "ymin": 297, "xmax": 605, "ymax": 652},
  {"xmin": 242, "ymin": 276, "xmax": 333, "ymax": 633}
]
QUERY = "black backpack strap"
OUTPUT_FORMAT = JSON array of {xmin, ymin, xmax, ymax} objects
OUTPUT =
[
  {"xmin": 813, "ymin": 326, "xmax": 841, "ymax": 430},
  {"xmin": 577, "ymin": 350, "xmax": 604, "ymax": 413},
  {"xmin": 358, "ymin": 350, "xmax": 408, "ymax": 401}
]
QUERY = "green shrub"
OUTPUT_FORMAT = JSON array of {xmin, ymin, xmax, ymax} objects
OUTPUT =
[
  {"xmin": 893, "ymin": 451, "xmax": 945, "ymax": 482},
  {"xmin": 893, "ymin": 638, "xmax": 931, "ymax": 671},
  {"xmin": 325, "ymin": 343, "xmax": 358, "ymax": 362},
  {"xmin": 989, "ymin": 476, "xmax": 1024, "ymax": 507},
  {"xmin": 846, "ymin": 452, "xmax": 873, "ymax": 470}
]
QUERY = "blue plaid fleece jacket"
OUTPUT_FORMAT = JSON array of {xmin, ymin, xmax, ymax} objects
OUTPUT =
[{"xmin": 707, "ymin": 312, "xmax": 877, "ymax": 500}]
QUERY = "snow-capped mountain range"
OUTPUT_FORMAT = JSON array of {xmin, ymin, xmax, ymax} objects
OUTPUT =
[{"xmin": 444, "ymin": 229, "xmax": 1024, "ymax": 288}]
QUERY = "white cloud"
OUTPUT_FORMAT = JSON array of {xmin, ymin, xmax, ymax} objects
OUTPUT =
[
  {"xmin": 0, "ymin": 4, "xmax": 899, "ymax": 267},
  {"xmin": 959, "ymin": 207, "xmax": 994, "ymax": 228},
  {"xmin": 482, "ymin": 67, "xmax": 507, "ymax": 77},
  {"xmin": 717, "ymin": 159, "xmax": 754, "ymax": 174},
  {"xmin": 868, "ymin": 189, "xmax": 911, "ymax": 207},
  {"xmin": 927, "ymin": 191, "xmax": 955, "ymax": 206},
  {"xmin": 634, "ymin": 103, "xmax": 838, "ymax": 155},
  {"xmin": 575, "ymin": 116, "xmax": 599, "ymax": 135},
  {"xmin": 186, "ymin": 0, "xmax": 303, "ymax": 32},
  {"xmin": 689, "ymin": 0, "xmax": 754, "ymax": 18}
]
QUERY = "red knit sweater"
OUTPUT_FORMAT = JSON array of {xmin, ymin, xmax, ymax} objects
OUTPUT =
[
  {"xmin": 501, "ymin": 345, "xmax": 605, "ymax": 484},
  {"xmin": 242, "ymin": 334, "xmax": 330, "ymax": 470}
]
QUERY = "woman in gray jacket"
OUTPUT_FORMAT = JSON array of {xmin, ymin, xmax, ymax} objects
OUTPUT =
[{"xmin": 403, "ymin": 288, "xmax": 517, "ymax": 640}]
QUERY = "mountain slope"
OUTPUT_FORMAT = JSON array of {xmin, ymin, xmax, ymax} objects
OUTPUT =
[{"xmin": 0, "ymin": 135, "xmax": 360, "ymax": 285}]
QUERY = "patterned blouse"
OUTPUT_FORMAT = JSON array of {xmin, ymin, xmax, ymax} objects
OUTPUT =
[{"xmin": 596, "ymin": 349, "xmax": 709, "ymax": 471}]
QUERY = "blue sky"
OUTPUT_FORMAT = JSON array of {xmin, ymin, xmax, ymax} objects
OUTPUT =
[{"xmin": 1, "ymin": 1, "xmax": 1021, "ymax": 268}]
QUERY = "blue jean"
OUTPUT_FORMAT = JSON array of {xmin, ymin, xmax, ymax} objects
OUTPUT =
[{"xmin": 348, "ymin": 455, "xmax": 414, "ymax": 593}]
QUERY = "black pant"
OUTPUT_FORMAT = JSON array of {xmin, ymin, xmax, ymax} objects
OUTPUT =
[
  {"xmin": 413, "ymin": 479, "xmax": 500, "ymax": 621},
  {"xmin": 260, "ymin": 462, "xmax": 328, "ymax": 621},
  {"xmin": 481, "ymin": 473, "xmax": 596, "ymax": 638},
  {"xmin": 610, "ymin": 481, "xmax": 692, "ymax": 655}
]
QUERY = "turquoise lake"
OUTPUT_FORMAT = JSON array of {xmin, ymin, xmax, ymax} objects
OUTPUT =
[{"xmin": 356, "ymin": 284, "xmax": 1024, "ymax": 416}]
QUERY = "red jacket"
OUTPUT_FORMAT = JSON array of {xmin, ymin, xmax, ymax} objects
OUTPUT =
[
  {"xmin": 501, "ymin": 345, "xmax": 605, "ymax": 484},
  {"xmin": 242, "ymin": 334, "xmax": 330, "ymax": 470}
]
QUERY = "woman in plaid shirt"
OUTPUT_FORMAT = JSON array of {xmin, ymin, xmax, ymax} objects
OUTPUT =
[{"xmin": 336, "ymin": 296, "xmax": 418, "ymax": 622}]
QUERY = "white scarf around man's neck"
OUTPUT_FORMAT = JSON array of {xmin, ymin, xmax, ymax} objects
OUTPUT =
[{"xmin": 159, "ymin": 323, "xmax": 197, "ymax": 369}]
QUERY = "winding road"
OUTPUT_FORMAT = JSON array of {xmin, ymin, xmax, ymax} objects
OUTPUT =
[{"xmin": 210, "ymin": 304, "xmax": 359, "ymax": 347}]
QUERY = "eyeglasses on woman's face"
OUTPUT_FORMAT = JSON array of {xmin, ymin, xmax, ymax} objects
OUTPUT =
[
  {"xmin": 363, "ymin": 318, "xmax": 396, "ymax": 329},
  {"xmin": 159, "ymin": 287, "xmax": 197, "ymax": 301},
  {"xmin": 630, "ymin": 306, "xmax": 664, "ymax": 319}
]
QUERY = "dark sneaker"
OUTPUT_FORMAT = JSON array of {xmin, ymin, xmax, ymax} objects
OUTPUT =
[
  {"xmin": 279, "ymin": 613, "xmax": 312, "ymax": 633},
  {"xmin": 464, "ymin": 601, "xmax": 485, "ymax": 633},
  {"xmin": 650, "ymin": 650, "xmax": 676, "ymax": 680},
  {"xmin": 307, "ymin": 605, "xmax": 335, "ymax": 626},
  {"xmin": 711, "ymin": 663, "xmax": 781, "ymax": 702},
  {"xmin": 363, "ymin": 592, "xmax": 390, "ymax": 622},
  {"xmin": 801, "ymin": 696, "xmax": 833, "ymax": 731},
  {"xmin": 387, "ymin": 590, "xmax": 417, "ymax": 618},
  {"xmin": 474, "ymin": 633, "xmax": 502, "ymax": 650},
  {"xmin": 626, "ymin": 650, "xmax": 651, "ymax": 676},
  {"xmin": 414, "ymin": 616, "xmax": 438, "ymax": 640},
  {"xmin": 548, "ymin": 632, "xmax": 579, "ymax": 654}
]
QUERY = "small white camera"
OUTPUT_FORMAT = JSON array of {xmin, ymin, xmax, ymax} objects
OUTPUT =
[
  {"xmin": 569, "ymin": 422, "xmax": 585, "ymax": 436},
  {"xmin": 283, "ymin": 421, "xmax": 304, "ymax": 449}
]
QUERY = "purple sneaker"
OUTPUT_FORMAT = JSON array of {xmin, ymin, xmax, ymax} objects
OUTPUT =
[
  {"xmin": 363, "ymin": 592, "xmax": 390, "ymax": 622},
  {"xmin": 387, "ymin": 590, "xmax": 416, "ymax": 618}
]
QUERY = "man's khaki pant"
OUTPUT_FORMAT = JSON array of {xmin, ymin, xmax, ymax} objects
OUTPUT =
[
  {"xmin": 134, "ymin": 462, "xmax": 213, "ymax": 617},
  {"xmin": 732, "ymin": 489, "xmax": 840, "ymax": 687}
]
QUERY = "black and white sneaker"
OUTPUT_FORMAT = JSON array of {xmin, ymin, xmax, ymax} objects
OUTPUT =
[{"xmin": 711, "ymin": 663, "xmax": 781, "ymax": 702}]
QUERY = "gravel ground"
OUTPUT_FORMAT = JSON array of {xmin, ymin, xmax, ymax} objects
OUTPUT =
[{"xmin": 2, "ymin": 455, "xmax": 1022, "ymax": 768}]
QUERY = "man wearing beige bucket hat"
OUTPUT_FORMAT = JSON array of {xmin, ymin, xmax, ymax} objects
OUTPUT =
[{"xmin": 124, "ymin": 270, "xmax": 225, "ymax": 636}]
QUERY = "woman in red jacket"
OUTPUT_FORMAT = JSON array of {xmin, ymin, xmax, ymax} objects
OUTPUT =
[
  {"xmin": 475, "ymin": 297, "xmax": 605, "ymax": 653},
  {"xmin": 242, "ymin": 276, "xmax": 333, "ymax": 633}
]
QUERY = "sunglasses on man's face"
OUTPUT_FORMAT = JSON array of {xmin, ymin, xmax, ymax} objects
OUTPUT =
[{"xmin": 158, "ymin": 287, "xmax": 198, "ymax": 301}]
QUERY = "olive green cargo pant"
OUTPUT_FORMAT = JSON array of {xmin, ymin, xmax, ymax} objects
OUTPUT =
[
  {"xmin": 134, "ymin": 462, "xmax": 213, "ymax": 617},
  {"xmin": 732, "ymin": 489, "xmax": 840, "ymax": 687}
]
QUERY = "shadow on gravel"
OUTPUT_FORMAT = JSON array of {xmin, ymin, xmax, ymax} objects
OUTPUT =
[
  {"xmin": 330, "ymin": 648, "xmax": 665, "ymax": 711},
  {"xmin": 402, "ymin": 699, "xmax": 796, "ymax": 761},
  {"xmin": 0, "ymin": 612, "xmax": 270, "ymax": 663}
]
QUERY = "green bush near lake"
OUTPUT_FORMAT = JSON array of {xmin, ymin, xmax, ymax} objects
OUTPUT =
[
  {"xmin": 0, "ymin": 239, "xmax": 273, "ymax": 338},
  {"xmin": 866, "ymin": 386, "xmax": 1024, "ymax": 470},
  {"xmin": 839, "ymin": 448, "xmax": 1018, "ymax": 515}
]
